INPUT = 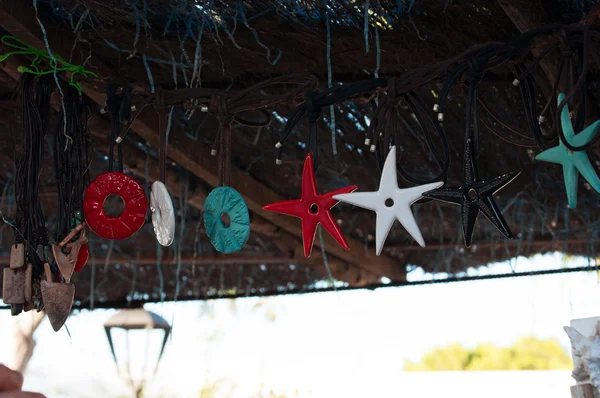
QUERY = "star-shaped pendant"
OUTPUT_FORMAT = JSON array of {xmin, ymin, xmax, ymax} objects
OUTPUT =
[
  {"xmin": 535, "ymin": 93, "xmax": 600, "ymax": 208},
  {"xmin": 422, "ymin": 138, "xmax": 520, "ymax": 247},
  {"xmin": 263, "ymin": 154, "xmax": 357, "ymax": 257},
  {"xmin": 334, "ymin": 146, "xmax": 443, "ymax": 255}
]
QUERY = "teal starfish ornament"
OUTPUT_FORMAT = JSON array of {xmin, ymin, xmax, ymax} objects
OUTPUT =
[{"xmin": 535, "ymin": 93, "xmax": 600, "ymax": 208}]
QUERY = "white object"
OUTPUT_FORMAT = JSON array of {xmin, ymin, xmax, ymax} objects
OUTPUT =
[
  {"xmin": 565, "ymin": 317, "xmax": 600, "ymax": 392},
  {"xmin": 334, "ymin": 146, "xmax": 443, "ymax": 255},
  {"xmin": 150, "ymin": 181, "xmax": 175, "ymax": 247}
]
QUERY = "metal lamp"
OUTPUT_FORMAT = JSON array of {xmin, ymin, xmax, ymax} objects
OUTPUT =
[{"xmin": 104, "ymin": 308, "xmax": 171, "ymax": 398}]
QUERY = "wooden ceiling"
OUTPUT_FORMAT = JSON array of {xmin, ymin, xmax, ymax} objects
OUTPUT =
[{"xmin": 0, "ymin": 0, "xmax": 599, "ymax": 306}]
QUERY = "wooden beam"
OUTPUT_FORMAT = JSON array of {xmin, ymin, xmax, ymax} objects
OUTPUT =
[
  {"xmin": 0, "ymin": 254, "xmax": 294, "ymax": 266},
  {"xmin": 0, "ymin": 3, "xmax": 405, "ymax": 280},
  {"xmin": 385, "ymin": 237, "xmax": 600, "ymax": 252},
  {"xmin": 294, "ymin": 245, "xmax": 379, "ymax": 286},
  {"xmin": 497, "ymin": 0, "xmax": 561, "ymax": 85}
]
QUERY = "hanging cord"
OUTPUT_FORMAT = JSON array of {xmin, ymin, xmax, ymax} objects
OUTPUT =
[
  {"xmin": 514, "ymin": 27, "xmax": 580, "ymax": 150},
  {"xmin": 515, "ymin": 63, "xmax": 555, "ymax": 150},
  {"xmin": 53, "ymin": 86, "xmax": 91, "ymax": 242},
  {"xmin": 463, "ymin": 56, "xmax": 485, "ymax": 151},
  {"xmin": 116, "ymin": 74, "xmax": 317, "ymax": 160},
  {"xmin": 14, "ymin": 73, "xmax": 53, "ymax": 278},
  {"xmin": 367, "ymin": 77, "xmax": 450, "ymax": 184},
  {"xmin": 106, "ymin": 84, "xmax": 133, "ymax": 172},
  {"xmin": 276, "ymin": 77, "xmax": 388, "ymax": 168},
  {"xmin": 555, "ymin": 26, "xmax": 595, "ymax": 151},
  {"xmin": 515, "ymin": 23, "xmax": 599, "ymax": 152},
  {"xmin": 435, "ymin": 23, "xmax": 564, "ymax": 121},
  {"xmin": 213, "ymin": 95, "xmax": 233, "ymax": 187},
  {"xmin": 154, "ymin": 89, "xmax": 169, "ymax": 184}
]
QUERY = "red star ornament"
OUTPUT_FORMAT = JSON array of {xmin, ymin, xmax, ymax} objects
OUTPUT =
[{"xmin": 263, "ymin": 154, "xmax": 357, "ymax": 257}]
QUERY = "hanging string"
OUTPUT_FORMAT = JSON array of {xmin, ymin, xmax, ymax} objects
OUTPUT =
[
  {"xmin": 277, "ymin": 78, "xmax": 386, "ymax": 168},
  {"xmin": 363, "ymin": 0, "xmax": 370, "ymax": 54},
  {"xmin": 374, "ymin": 25, "xmax": 381, "ymax": 78},
  {"xmin": 239, "ymin": 4, "xmax": 282, "ymax": 65},
  {"xmin": 318, "ymin": 226, "xmax": 338, "ymax": 296},
  {"xmin": 53, "ymin": 85, "xmax": 91, "ymax": 243},
  {"xmin": 14, "ymin": 73, "xmax": 53, "ymax": 285},
  {"xmin": 326, "ymin": 7, "xmax": 337, "ymax": 156},
  {"xmin": 142, "ymin": 53, "xmax": 155, "ymax": 93}
]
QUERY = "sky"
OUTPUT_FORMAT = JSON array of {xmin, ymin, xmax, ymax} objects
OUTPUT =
[{"xmin": 0, "ymin": 252, "xmax": 598, "ymax": 397}]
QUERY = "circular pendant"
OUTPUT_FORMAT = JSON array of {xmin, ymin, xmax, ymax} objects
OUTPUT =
[
  {"xmin": 83, "ymin": 172, "xmax": 148, "ymax": 240},
  {"xmin": 150, "ymin": 181, "xmax": 175, "ymax": 247},
  {"xmin": 203, "ymin": 187, "xmax": 250, "ymax": 253}
]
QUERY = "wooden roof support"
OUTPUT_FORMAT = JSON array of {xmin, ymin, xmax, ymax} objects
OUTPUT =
[
  {"xmin": 0, "ymin": 254, "xmax": 293, "ymax": 266},
  {"xmin": 0, "ymin": 2, "xmax": 405, "ymax": 281},
  {"xmin": 497, "ymin": 0, "xmax": 560, "ymax": 84},
  {"xmin": 386, "ymin": 237, "xmax": 600, "ymax": 252}
]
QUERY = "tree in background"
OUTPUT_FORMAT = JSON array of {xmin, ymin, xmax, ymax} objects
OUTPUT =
[{"xmin": 404, "ymin": 337, "xmax": 572, "ymax": 371}]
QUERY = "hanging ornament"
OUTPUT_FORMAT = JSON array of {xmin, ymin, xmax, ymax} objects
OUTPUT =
[
  {"xmin": 423, "ymin": 54, "xmax": 520, "ymax": 247},
  {"xmin": 334, "ymin": 146, "xmax": 442, "ymax": 255},
  {"xmin": 52, "ymin": 223, "xmax": 88, "ymax": 282},
  {"xmin": 53, "ymin": 86, "xmax": 92, "ymax": 279},
  {"xmin": 202, "ymin": 96, "xmax": 252, "ymax": 253},
  {"xmin": 149, "ymin": 105, "xmax": 176, "ymax": 247},
  {"xmin": 150, "ymin": 181, "xmax": 175, "ymax": 247},
  {"xmin": 204, "ymin": 187, "xmax": 251, "ymax": 253},
  {"xmin": 85, "ymin": 84, "xmax": 148, "ymax": 240},
  {"xmin": 535, "ymin": 93, "xmax": 600, "ymax": 208},
  {"xmin": 83, "ymin": 172, "xmax": 148, "ymax": 240},
  {"xmin": 74, "ymin": 243, "xmax": 89, "ymax": 273},
  {"xmin": 263, "ymin": 154, "xmax": 357, "ymax": 257},
  {"xmin": 40, "ymin": 262, "xmax": 74, "ymax": 332},
  {"xmin": 423, "ymin": 138, "xmax": 520, "ymax": 247}
]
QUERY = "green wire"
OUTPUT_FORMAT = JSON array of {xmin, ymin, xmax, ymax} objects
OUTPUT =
[{"xmin": 0, "ymin": 35, "xmax": 98, "ymax": 94}]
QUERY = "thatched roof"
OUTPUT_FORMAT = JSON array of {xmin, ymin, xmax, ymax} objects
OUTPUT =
[{"xmin": 0, "ymin": 0, "xmax": 599, "ymax": 308}]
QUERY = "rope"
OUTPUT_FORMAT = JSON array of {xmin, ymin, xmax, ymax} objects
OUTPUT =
[{"xmin": 0, "ymin": 36, "xmax": 98, "ymax": 94}]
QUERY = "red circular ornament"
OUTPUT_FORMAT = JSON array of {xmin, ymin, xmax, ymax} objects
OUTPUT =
[
  {"xmin": 83, "ymin": 172, "xmax": 148, "ymax": 240},
  {"xmin": 74, "ymin": 243, "xmax": 89, "ymax": 272}
]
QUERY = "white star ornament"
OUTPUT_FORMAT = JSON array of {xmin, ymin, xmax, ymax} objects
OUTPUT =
[{"xmin": 333, "ymin": 146, "xmax": 443, "ymax": 255}]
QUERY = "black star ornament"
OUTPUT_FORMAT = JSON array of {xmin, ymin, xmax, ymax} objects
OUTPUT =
[{"xmin": 422, "ymin": 138, "xmax": 521, "ymax": 247}]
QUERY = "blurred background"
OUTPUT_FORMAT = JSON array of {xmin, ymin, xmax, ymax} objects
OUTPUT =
[{"xmin": 2, "ymin": 253, "xmax": 596, "ymax": 398}]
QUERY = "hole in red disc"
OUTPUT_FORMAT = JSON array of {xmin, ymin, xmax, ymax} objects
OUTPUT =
[{"xmin": 103, "ymin": 194, "xmax": 125, "ymax": 218}]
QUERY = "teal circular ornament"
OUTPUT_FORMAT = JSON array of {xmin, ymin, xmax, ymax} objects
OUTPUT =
[{"xmin": 203, "ymin": 187, "xmax": 250, "ymax": 253}]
